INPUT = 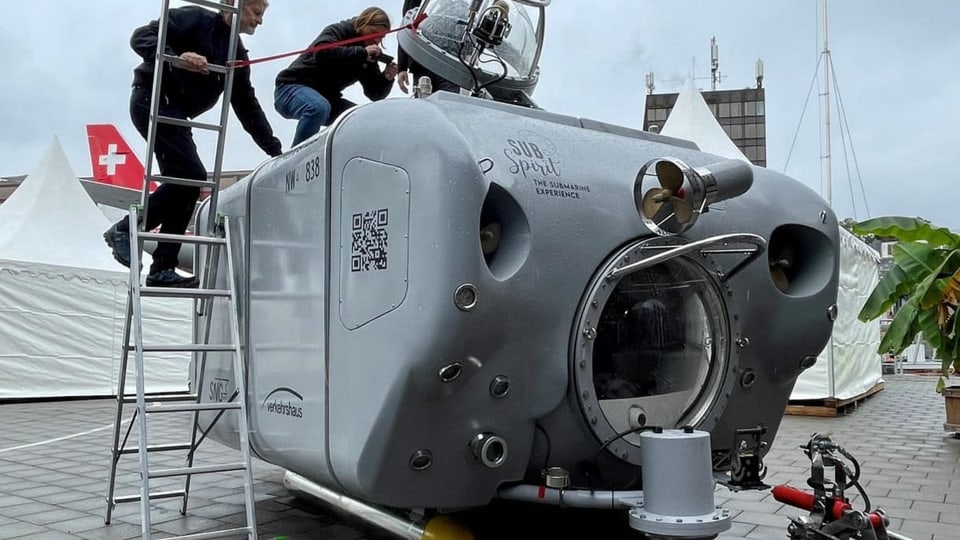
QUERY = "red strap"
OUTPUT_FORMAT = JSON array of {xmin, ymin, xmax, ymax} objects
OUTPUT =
[{"xmin": 230, "ymin": 13, "xmax": 428, "ymax": 68}]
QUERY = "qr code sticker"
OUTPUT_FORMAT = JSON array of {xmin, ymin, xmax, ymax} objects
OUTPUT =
[{"xmin": 351, "ymin": 208, "xmax": 389, "ymax": 272}]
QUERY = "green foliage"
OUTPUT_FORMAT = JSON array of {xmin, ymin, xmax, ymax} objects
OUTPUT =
[
  {"xmin": 852, "ymin": 216, "xmax": 960, "ymax": 247},
  {"xmin": 857, "ymin": 242, "xmax": 947, "ymax": 321},
  {"xmin": 854, "ymin": 216, "xmax": 960, "ymax": 392}
]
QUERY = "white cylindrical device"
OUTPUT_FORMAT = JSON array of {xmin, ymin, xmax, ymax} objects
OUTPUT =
[
  {"xmin": 641, "ymin": 429, "xmax": 715, "ymax": 516},
  {"xmin": 630, "ymin": 428, "xmax": 731, "ymax": 538}
]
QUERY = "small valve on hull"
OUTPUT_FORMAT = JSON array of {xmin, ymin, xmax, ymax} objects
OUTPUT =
[{"xmin": 470, "ymin": 432, "xmax": 508, "ymax": 469}]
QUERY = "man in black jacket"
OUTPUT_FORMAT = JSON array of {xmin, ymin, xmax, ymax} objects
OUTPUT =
[
  {"xmin": 396, "ymin": 0, "xmax": 461, "ymax": 96},
  {"xmin": 274, "ymin": 7, "xmax": 397, "ymax": 147},
  {"xmin": 103, "ymin": 0, "xmax": 282, "ymax": 288}
]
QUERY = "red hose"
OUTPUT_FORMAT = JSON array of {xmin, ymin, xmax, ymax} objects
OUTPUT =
[
  {"xmin": 772, "ymin": 484, "xmax": 883, "ymax": 529},
  {"xmin": 231, "ymin": 13, "xmax": 428, "ymax": 68}
]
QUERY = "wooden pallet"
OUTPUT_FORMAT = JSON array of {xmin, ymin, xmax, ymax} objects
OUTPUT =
[
  {"xmin": 784, "ymin": 382, "xmax": 885, "ymax": 417},
  {"xmin": 945, "ymin": 387, "xmax": 960, "ymax": 435}
]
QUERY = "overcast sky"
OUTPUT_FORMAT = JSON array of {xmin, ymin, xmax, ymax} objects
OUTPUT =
[{"xmin": 1, "ymin": 1, "xmax": 958, "ymax": 229}]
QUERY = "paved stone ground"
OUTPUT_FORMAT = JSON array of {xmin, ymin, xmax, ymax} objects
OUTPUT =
[{"xmin": 0, "ymin": 374, "xmax": 957, "ymax": 540}]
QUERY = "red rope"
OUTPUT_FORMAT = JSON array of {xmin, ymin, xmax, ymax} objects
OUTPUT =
[{"xmin": 229, "ymin": 12, "xmax": 428, "ymax": 68}]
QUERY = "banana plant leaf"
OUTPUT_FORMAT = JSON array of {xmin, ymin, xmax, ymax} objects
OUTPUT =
[
  {"xmin": 854, "ymin": 216, "xmax": 960, "ymax": 392},
  {"xmin": 919, "ymin": 308, "xmax": 943, "ymax": 352},
  {"xmin": 858, "ymin": 242, "xmax": 947, "ymax": 321},
  {"xmin": 879, "ymin": 297, "xmax": 918, "ymax": 355},
  {"xmin": 943, "ymin": 271, "xmax": 960, "ymax": 309},
  {"xmin": 853, "ymin": 216, "xmax": 960, "ymax": 247},
  {"xmin": 953, "ymin": 309, "xmax": 960, "ymax": 339}
]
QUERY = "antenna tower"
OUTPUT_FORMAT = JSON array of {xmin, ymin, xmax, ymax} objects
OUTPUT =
[{"xmin": 710, "ymin": 36, "xmax": 720, "ymax": 90}]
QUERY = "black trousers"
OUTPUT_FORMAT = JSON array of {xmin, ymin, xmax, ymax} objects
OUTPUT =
[{"xmin": 121, "ymin": 86, "xmax": 205, "ymax": 273}]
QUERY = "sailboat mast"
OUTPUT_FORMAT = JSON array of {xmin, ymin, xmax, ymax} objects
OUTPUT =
[{"xmin": 822, "ymin": 0, "xmax": 832, "ymax": 207}]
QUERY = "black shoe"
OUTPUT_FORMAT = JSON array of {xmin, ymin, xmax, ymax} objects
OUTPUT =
[
  {"xmin": 103, "ymin": 224, "xmax": 131, "ymax": 268},
  {"xmin": 146, "ymin": 269, "xmax": 199, "ymax": 288}
]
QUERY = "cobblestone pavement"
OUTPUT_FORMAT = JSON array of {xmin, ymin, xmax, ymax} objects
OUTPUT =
[{"xmin": 0, "ymin": 374, "xmax": 957, "ymax": 539}]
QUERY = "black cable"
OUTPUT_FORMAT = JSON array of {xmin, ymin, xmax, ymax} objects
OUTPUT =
[
  {"xmin": 457, "ymin": 39, "xmax": 481, "ymax": 94},
  {"xmin": 592, "ymin": 425, "xmax": 660, "ymax": 468},
  {"xmin": 534, "ymin": 422, "xmax": 551, "ymax": 471},
  {"xmin": 475, "ymin": 52, "xmax": 508, "ymax": 96},
  {"xmin": 836, "ymin": 446, "xmax": 861, "ymax": 489},
  {"xmin": 852, "ymin": 480, "xmax": 872, "ymax": 512},
  {"xmin": 833, "ymin": 445, "xmax": 870, "ymax": 511}
]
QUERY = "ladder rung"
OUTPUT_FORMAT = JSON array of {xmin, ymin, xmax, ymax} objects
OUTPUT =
[
  {"xmin": 140, "ymin": 287, "xmax": 231, "ymax": 298},
  {"xmin": 177, "ymin": 0, "xmax": 239, "ymax": 15},
  {"xmin": 166, "ymin": 527, "xmax": 254, "ymax": 540},
  {"xmin": 122, "ymin": 393, "xmax": 196, "ymax": 404},
  {"xmin": 161, "ymin": 53, "xmax": 228, "ymax": 74},
  {"xmin": 146, "ymin": 402, "xmax": 241, "ymax": 413},
  {"xmin": 155, "ymin": 115, "xmax": 223, "ymax": 132},
  {"xmin": 132, "ymin": 344, "xmax": 236, "ymax": 352},
  {"xmin": 119, "ymin": 442, "xmax": 193, "ymax": 455},
  {"xmin": 150, "ymin": 462, "xmax": 247, "ymax": 479},
  {"xmin": 113, "ymin": 489, "xmax": 187, "ymax": 505},
  {"xmin": 140, "ymin": 231, "xmax": 226, "ymax": 245},
  {"xmin": 149, "ymin": 174, "xmax": 218, "ymax": 189}
]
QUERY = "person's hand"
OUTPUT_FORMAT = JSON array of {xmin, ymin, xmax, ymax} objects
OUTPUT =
[
  {"xmin": 266, "ymin": 137, "xmax": 282, "ymax": 158},
  {"xmin": 397, "ymin": 70, "xmax": 409, "ymax": 93},
  {"xmin": 383, "ymin": 62, "xmax": 398, "ymax": 82},
  {"xmin": 179, "ymin": 52, "xmax": 209, "ymax": 74},
  {"xmin": 365, "ymin": 44, "xmax": 382, "ymax": 60}
]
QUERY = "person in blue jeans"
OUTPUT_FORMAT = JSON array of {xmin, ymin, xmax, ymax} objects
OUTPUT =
[{"xmin": 275, "ymin": 7, "xmax": 398, "ymax": 147}]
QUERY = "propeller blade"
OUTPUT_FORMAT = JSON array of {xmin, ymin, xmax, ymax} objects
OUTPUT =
[
  {"xmin": 771, "ymin": 266, "xmax": 789, "ymax": 292},
  {"xmin": 670, "ymin": 197, "xmax": 694, "ymax": 223},
  {"xmin": 642, "ymin": 189, "xmax": 668, "ymax": 219},
  {"xmin": 480, "ymin": 222, "xmax": 502, "ymax": 255},
  {"xmin": 655, "ymin": 160, "xmax": 684, "ymax": 192}
]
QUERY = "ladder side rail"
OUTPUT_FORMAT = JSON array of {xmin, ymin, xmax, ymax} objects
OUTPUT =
[
  {"xmin": 180, "ymin": 239, "xmax": 224, "ymax": 515},
  {"xmin": 183, "ymin": 231, "xmax": 224, "ymax": 508},
  {"xmin": 224, "ymin": 215, "xmax": 258, "ymax": 539},
  {"xmin": 104, "ymin": 294, "xmax": 136, "ymax": 524},
  {"xmin": 142, "ymin": 0, "xmax": 175, "ymax": 227},
  {"xmin": 129, "ymin": 208, "xmax": 156, "ymax": 538},
  {"xmin": 203, "ymin": 0, "xmax": 246, "ymax": 234}
]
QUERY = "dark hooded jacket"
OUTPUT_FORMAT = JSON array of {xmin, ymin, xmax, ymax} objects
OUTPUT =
[
  {"xmin": 130, "ymin": 6, "xmax": 281, "ymax": 156},
  {"xmin": 275, "ymin": 19, "xmax": 392, "ymax": 101}
]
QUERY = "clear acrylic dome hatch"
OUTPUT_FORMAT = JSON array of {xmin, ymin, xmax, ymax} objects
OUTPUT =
[{"xmin": 398, "ymin": 0, "xmax": 549, "ymax": 103}]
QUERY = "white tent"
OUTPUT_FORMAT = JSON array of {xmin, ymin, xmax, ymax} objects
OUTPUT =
[
  {"xmin": 792, "ymin": 228, "xmax": 882, "ymax": 400},
  {"xmin": 0, "ymin": 138, "xmax": 192, "ymax": 399},
  {"xmin": 661, "ymin": 78, "xmax": 750, "ymax": 164},
  {"xmin": 658, "ymin": 80, "xmax": 883, "ymax": 401}
]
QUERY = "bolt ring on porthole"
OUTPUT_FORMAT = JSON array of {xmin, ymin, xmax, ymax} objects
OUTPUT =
[{"xmin": 572, "ymin": 236, "xmax": 733, "ymax": 465}]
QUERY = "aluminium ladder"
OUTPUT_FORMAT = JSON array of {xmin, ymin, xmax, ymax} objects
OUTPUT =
[{"xmin": 103, "ymin": 0, "xmax": 258, "ymax": 538}]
